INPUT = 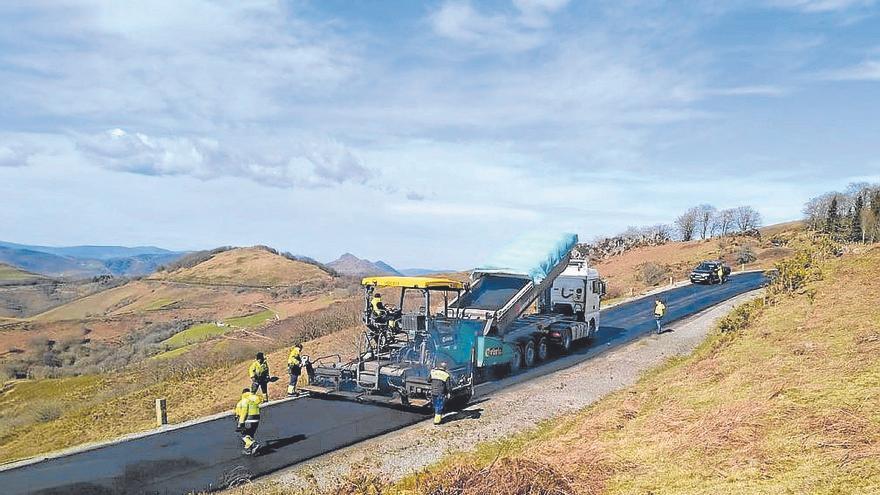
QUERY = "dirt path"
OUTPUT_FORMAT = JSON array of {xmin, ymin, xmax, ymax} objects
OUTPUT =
[{"xmin": 264, "ymin": 289, "xmax": 764, "ymax": 491}]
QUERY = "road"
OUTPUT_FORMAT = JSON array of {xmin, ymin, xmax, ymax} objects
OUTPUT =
[{"xmin": 0, "ymin": 272, "xmax": 765, "ymax": 495}]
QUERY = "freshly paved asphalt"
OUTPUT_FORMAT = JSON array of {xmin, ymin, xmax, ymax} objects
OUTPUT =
[{"xmin": 0, "ymin": 272, "xmax": 765, "ymax": 495}]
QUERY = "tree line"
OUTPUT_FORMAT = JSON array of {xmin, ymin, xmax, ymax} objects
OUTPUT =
[
  {"xmin": 578, "ymin": 204, "xmax": 763, "ymax": 260},
  {"xmin": 673, "ymin": 205, "xmax": 762, "ymax": 242},
  {"xmin": 803, "ymin": 182, "xmax": 880, "ymax": 242}
]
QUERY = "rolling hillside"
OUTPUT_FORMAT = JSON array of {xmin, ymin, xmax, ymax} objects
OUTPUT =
[
  {"xmin": 151, "ymin": 247, "xmax": 333, "ymax": 287},
  {"xmin": 0, "ymin": 263, "xmax": 44, "ymax": 283},
  {"xmin": 0, "ymin": 246, "xmax": 345, "ymax": 363}
]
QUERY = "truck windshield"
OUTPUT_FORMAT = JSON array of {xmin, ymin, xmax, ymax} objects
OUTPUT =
[{"xmin": 697, "ymin": 262, "xmax": 714, "ymax": 270}]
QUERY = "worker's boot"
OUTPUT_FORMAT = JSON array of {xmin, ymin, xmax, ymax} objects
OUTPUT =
[
  {"xmin": 433, "ymin": 414, "xmax": 442, "ymax": 425},
  {"xmin": 287, "ymin": 385, "xmax": 295, "ymax": 396}
]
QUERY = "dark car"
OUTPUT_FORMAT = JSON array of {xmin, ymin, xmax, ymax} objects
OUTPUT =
[{"xmin": 689, "ymin": 260, "xmax": 731, "ymax": 285}]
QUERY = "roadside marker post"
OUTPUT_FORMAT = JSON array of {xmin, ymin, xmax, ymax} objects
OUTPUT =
[{"xmin": 156, "ymin": 398, "xmax": 168, "ymax": 426}]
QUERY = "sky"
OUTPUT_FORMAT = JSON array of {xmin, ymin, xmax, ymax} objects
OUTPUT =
[{"xmin": 1, "ymin": 0, "xmax": 879, "ymax": 269}]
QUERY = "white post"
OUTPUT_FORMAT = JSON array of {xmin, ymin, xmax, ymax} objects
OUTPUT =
[{"xmin": 156, "ymin": 398, "xmax": 168, "ymax": 426}]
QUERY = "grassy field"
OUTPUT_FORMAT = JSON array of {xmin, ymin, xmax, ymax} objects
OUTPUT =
[
  {"xmin": 226, "ymin": 309, "xmax": 275, "ymax": 327},
  {"xmin": 0, "ymin": 263, "xmax": 43, "ymax": 282},
  {"xmin": 144, "ymin": 298, "xmax": 177, "ymax": 311},
  {"xmin": 161, "ymin": 322, "xmax": 227, "ymax": 349},
  {"xmin": 160, "ymin": 309, "xmax": 276, "ymax": 350}
]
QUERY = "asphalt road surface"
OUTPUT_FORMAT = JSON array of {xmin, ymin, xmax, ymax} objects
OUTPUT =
[{"xmin": 0, "ymin": 272, "xmax": 765, "ymax": 495}]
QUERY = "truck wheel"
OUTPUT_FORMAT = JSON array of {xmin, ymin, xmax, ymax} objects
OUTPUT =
[
  {"xmin": 536, "ymin": 337, "xmax": 549, "ymax": 362},
  {"xmin": 559, "ymin": 330, "xmax": 573, "ymax": 354},
  {"xmin": 509, "ymin": 346, "xmax": 523, "ymax": 374},
  {"xmin": 523, "ymin": 341, "xmax": 536, "ymax": 368}
]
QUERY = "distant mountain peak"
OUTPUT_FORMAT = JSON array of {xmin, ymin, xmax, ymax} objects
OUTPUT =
[{"xmin": 327, "ymin": 253, "xmax": 402, "ymax": 277}]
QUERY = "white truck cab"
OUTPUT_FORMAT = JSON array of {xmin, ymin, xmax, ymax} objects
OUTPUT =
[{"xmin": 548, "ymin": 261, "xmax": 604, "ymax": 326}]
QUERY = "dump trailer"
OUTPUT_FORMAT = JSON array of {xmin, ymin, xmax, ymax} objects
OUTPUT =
[{"xmin": 303, "ymin": 233, "xmax": 604, "ymax": 410}]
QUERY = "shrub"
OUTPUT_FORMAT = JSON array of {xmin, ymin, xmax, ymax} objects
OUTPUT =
[
  {"xmin": 638, "ymin": 262, "xmax": 670, "ymax": 286},
  {"xmin": 718, "ymin": 299, "xmax": 765, "ymax": 333},
  {"xmin": 736, "ymin": 244, "xmax": 758, "ymax": 265},
  {"xmin": 31, "ymin": 402, "xmax": 63, "ymax": 423},
  {"xmin": 157, "ymin": 247, "xmax": 233, "ymax": 272}
]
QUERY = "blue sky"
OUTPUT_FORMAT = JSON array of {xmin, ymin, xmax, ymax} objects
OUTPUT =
[{"xmin": 1, "ymin": 0, "xmax": 879, "ymax": 268}]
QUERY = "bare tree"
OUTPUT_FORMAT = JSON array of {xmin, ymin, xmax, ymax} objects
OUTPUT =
[
  {"xmin": 675, "ymin": 207, "xmax": 699, "ymax": 241},
  {"xmin": 803, "ymin": 193, "xmax": 836, "ymax": 231},
  {"xmin": 694, "ymin": 204, "xmax": 717, "ymax": 239},
  {"xmin": 716, "ymin": 208, "xmax": 735, "ymax": 237},
  {"xmin": 733, "ymin": 206, "xmax": 762, "ymax": 233}
]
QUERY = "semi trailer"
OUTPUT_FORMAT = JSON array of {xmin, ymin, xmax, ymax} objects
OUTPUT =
[{"xmin": 302, "ymin": 233, "xmax": 605, "ymax": 409}]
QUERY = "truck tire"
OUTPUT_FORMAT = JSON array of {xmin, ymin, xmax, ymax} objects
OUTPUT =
[
  {"xmin": 509, "ymin": 346, "xmax": 523, "ymax": 374},
  {"xmin": 536, "ymin": 337, "xmax": 549, "ymax": 362},
  {"xmin": 523, "ymin": 340, "xmax": 536, "ymax": 368},
  {"xmin": 559, "ymin": 329, "xmax": 573, "ymax": 354}
]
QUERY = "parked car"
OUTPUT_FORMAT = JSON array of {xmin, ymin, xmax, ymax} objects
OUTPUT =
[{"xmin": 689, "ymin": 260, "xmax": 731, "ymax": 285}]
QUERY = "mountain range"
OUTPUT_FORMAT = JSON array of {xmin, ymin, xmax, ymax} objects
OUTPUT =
[
  {"xmin": 0, "ymin": 241, "xmax": 187, "ymax": 279},
  {"xmin": 326, "ymin": 253, "xmax": 447, "ymax": 277}
]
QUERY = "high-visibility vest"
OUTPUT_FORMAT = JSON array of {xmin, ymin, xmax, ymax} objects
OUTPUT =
[
  {"xmin": 430, "ymin": 369, "xmax": 450, "ymax": 396},
  {"xmin": 249, "ymin": 360, "xmax": 269, "ymax": 380},
  {"xmin": 288, "ymin": 346, "xmax": 302, "ymax": 367},
  {"xmin": 235, "ymin": 392, "xmax": 262, "ymax": 423},
  {"xmin": 654, "ymin": 301, "xmax": 666, "ymax": 317},
  {"xmin": 371, "ymin": 297, "xmax": 383, "ymax": 315}
]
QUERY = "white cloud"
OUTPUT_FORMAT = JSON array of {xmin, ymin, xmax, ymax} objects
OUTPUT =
[
  {"xmin": 0, "ymin": 145, "xmax": 29, "ymax": 167},
  {"xmin": 429, "ymin": 0, "xmax": 568, "ymax": 52},
  {"xmin": 821, "ymin": 60, "xmax": 880, "ymax": 80},
  {"xmin": 0, "ymin": 1, "xmax": 358, "ymax": 129},
  {"xmin": 704, "ymin": 85, "xmax": 789, "ymax": 96},
  {"xmin": 389, "ymin": 200, "xmax": 541, "ymax": 222},
  {"xmin": 770, "ymin": 0, "xmax": 876, "ymax": 12},
  {"xmin": 76, "ymin": 129, "xmax": 373, "ymax": 188}
]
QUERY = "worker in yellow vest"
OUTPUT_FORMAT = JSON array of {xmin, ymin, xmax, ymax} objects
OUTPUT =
[
  {"xmin": 430, "ymin": 362, "xmax": 451, "ymax": 425},
  {"xmin": 654, "ymin": 298, "xmax": 666, "ymax": 335},
  {"xmin": 287, "ymin": 343, "xmax": 303, "ymax": 396},
  {"xmin": 234, "ymin": 388, "xmax": 263, "ymax": 455},
  {"xmin": 370, "ymin": 292, "xmax": 386, "ymax": 318},
  {"xmin": 248, "ymin": 352, "xmax": 270, "ymax": 399},
  {"xmin": 716, "ymin": 263, "xmax": 725, "ymax": 284}
]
